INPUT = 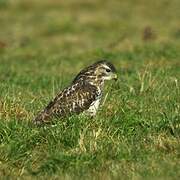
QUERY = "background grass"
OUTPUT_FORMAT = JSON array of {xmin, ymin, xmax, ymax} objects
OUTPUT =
[{"xmin": 0, "ymin": 0, "xmax": 180, "ymax": 179}]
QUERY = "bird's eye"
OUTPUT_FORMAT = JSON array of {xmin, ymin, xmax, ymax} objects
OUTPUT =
[{"xmin": 106, "ymin": 69, "xmax": 111, "ymax": 73}]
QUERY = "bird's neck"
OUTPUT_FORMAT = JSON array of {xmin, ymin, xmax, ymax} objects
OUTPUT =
[{"xmin": 88, "ymin": 78, "xmax": 104, "ymax": 90}]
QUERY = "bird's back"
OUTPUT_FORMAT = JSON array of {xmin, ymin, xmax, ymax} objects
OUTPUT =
[{"xmin": 33, "ymin": 81, "xmax": 99, "ymax": 125}]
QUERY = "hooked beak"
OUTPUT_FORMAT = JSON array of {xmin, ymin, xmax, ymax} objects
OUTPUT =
[{"xmin": 112, "ymin": 73, "xmax": 118, "ymax": 81}]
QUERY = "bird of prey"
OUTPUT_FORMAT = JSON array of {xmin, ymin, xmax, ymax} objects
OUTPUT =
[{"xmin": 33, "ymin": 60, "xmax": 117, "ymax": 125}]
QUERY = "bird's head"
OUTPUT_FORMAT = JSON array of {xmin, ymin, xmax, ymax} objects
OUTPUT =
[
  {"xmin": 73, "ymin": 60, "xmax": 118, "ymax": 86},
  {"xmin": 93, "ymin": 60, "xmax": 118, "ymax": 81}
]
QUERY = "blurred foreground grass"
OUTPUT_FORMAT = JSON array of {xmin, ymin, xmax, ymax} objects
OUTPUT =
[{"xmin": 0, "ymin": 0, "xmax": 180, "ymax": 179}]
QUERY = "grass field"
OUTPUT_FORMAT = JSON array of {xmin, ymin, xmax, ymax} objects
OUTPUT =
[{"xmin": 0, "ymin": 0, "xmax": 180, "ymax": 179}]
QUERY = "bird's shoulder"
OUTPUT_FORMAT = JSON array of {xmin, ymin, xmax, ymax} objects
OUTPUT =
[
  {"xmin": 46, "ymin": 81, "xmax": 101, "ymax": 113},
  {"xmin": 61, "ymin": 81, "xmax": 101, "ymax": 102}
]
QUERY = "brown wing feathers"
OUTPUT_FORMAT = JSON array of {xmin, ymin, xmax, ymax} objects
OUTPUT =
[{"xmin": 33, "ymin": 82, "xmax": 98, "ymax": 125}]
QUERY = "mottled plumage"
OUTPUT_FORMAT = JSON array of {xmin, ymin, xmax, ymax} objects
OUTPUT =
[{"xmin": 33, "ymin": 60, "xmax": 117, "ymax": 125}]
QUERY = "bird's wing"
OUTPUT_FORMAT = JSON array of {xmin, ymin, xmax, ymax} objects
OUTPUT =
[
  {"xmin": 34, "ymin": 82, "xmax": 99, "ymax": 124},
  {"xmin": 50, "ymin": 82, "xmax": 100, "ymax": 115}
]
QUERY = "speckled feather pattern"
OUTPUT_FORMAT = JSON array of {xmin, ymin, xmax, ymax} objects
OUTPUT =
[{"xmin": 33, "ymin": 60, "xmax": 117, "ymax": 125}]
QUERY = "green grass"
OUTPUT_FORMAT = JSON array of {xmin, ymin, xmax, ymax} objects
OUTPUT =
[{"xmin": 0, "ymin": 0, "xmax": 180, "ymax": 179}]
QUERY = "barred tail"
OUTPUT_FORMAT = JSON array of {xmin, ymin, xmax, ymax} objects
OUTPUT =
[
  {"xmin": 33, "ymin": 110, "xmax": 51, "ymax": 125},
  {"xmin": 33, "ymin": 99, "xmax": 57, "ymax": 125}
]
